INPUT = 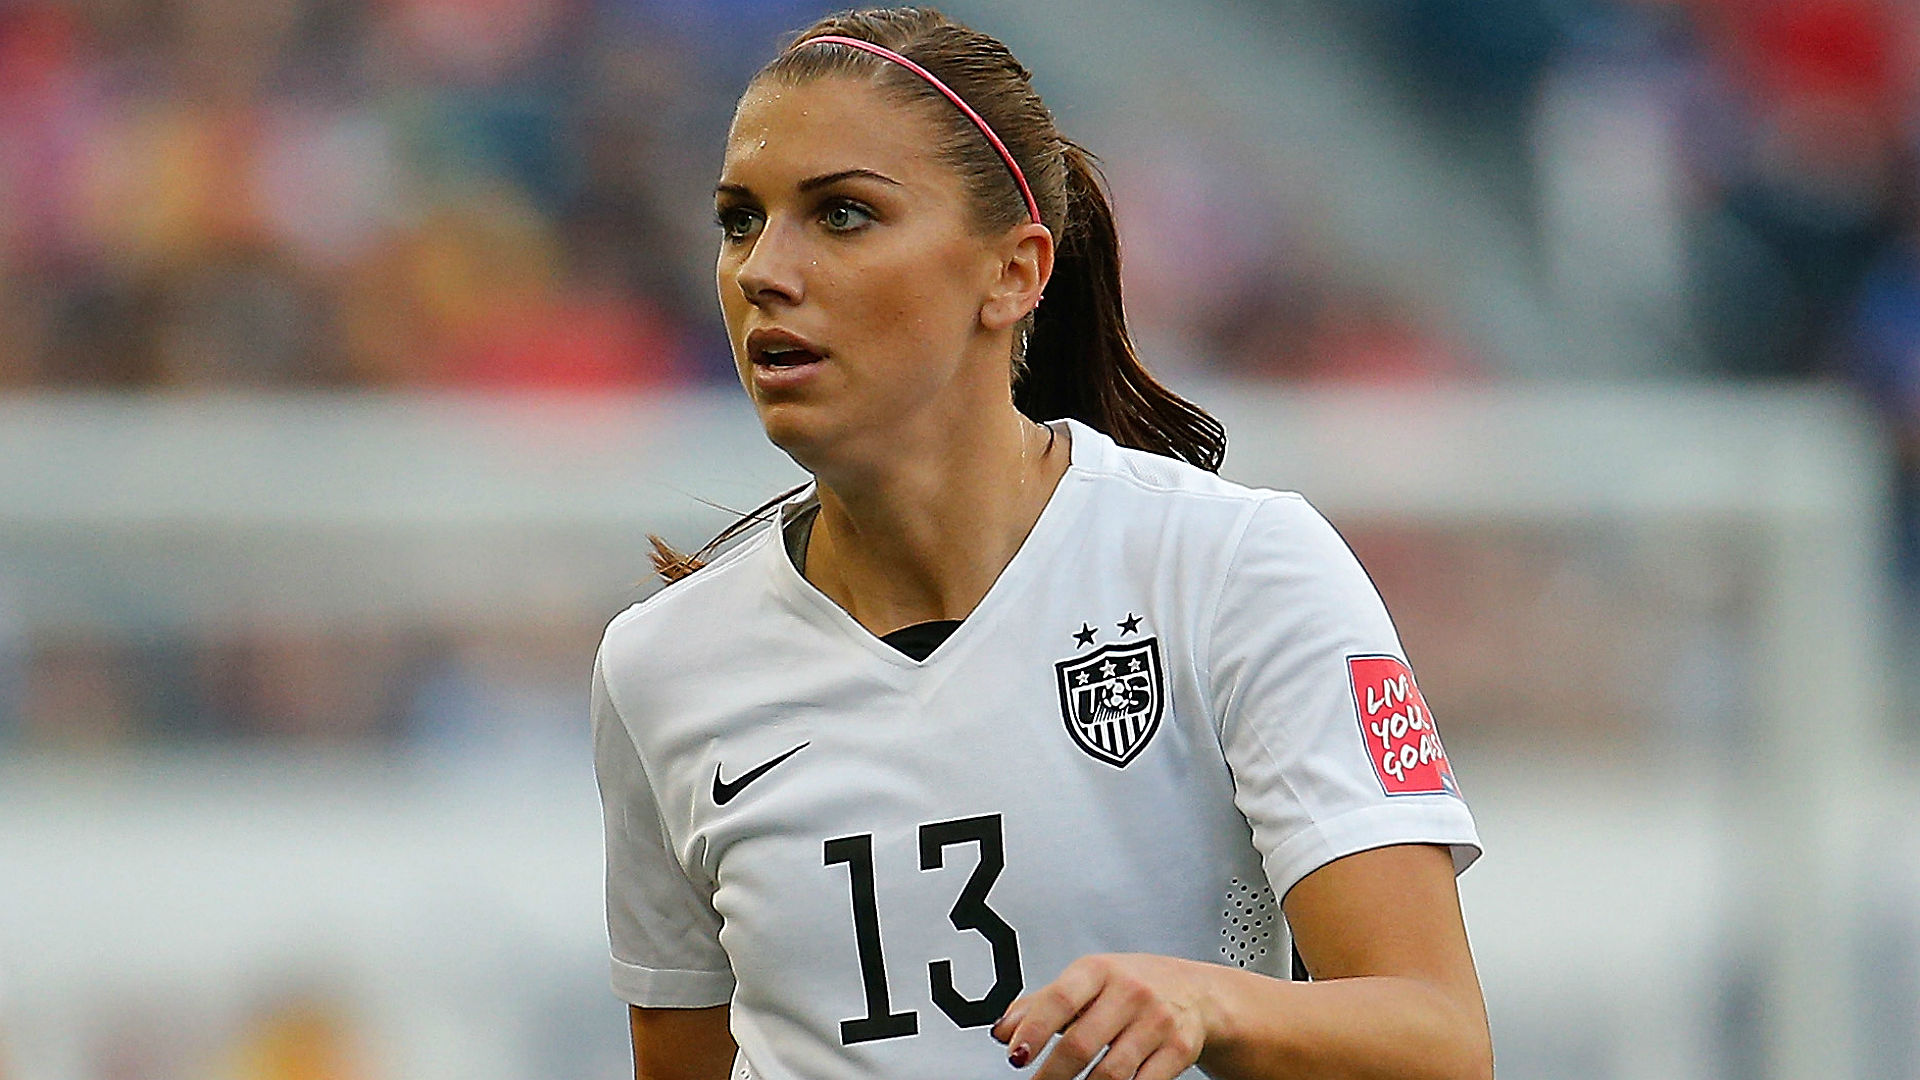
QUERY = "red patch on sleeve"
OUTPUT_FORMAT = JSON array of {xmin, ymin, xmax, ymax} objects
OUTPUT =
[{"xmin": 1348, "ymin": 656, "xmax": 1457, "ymax": 796}]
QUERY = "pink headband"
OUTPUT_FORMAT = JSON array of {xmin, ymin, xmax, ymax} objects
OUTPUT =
[{"xmin": 796, "ymin": 34, "xmax": 1042, "ymax": 225}]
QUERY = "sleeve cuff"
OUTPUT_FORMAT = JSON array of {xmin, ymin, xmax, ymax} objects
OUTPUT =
[
  {"xmin": 611, "ymin": 955, "xmax": 736, "ymax": 1008},
  {"xmin": 1263, "ymin": 799, "xmax": 1482, "ymax": 904}
]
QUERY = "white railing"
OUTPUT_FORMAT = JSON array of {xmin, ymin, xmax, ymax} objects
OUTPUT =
[{"xmin": 0, "ymin": 386, "xmax": 1896, "ymax": 1080}]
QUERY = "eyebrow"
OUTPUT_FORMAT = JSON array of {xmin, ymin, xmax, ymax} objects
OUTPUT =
[{"xmin": 715, "ymin": 168, "xmax": 903, "ymax": 199}]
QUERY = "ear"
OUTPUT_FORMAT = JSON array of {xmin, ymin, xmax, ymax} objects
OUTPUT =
[{"xmin": 979, "ymin": 222, "xmax": 1055, "ymax": 332}]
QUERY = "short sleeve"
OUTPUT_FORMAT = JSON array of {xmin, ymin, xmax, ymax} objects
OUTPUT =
[
  {"xmin": 1208, "ymin": 496, "xmax": 1481, "ymax": 904},
  {"xmin": 592, "ymin": 651, "xmax": 736, "ymax": 1007}
]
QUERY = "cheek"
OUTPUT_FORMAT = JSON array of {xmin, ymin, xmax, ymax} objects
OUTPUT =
[
  {"xmin": 845, "ymin": 246, "xmax": 979, "ymax": 353},
  {"xmin": 844, "ymin": 285, "xmax": 960, "ymax": 394}
]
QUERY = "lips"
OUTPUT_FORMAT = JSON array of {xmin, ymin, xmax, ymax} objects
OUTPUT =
[
  {"xmin": 760, "ymin": 347, "xmax": 818, "ymax": 368},
  {"xmin": 746, "ymin": 328, "xmax": 828, "ymax": 368}
]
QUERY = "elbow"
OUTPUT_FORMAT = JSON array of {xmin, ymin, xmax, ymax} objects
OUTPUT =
[
  {"xmin": 1394, "ymin": 977, "xmax": 1492, "ymax": 1080},
  {"xmin": 1424, "ymin": 1038, "xmax": 1492, "ymax": 1080},
  {"xmin": 1446, "ymin": 1015, "xmax": 1495, "ymax": 1080},
  {"xmin": 1411, "ymin": 988, "xmax": 1492, "ymax": 1080}
]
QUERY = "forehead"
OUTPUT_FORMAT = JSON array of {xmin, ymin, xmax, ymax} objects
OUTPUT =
[{"xmin": 722, "ymin": 76, "xmax": 948, "ymax": 186}]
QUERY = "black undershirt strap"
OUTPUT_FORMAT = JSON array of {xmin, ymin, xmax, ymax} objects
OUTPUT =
[
  {"xmin": 879, "ymin": 620, "xmax": 963, "ymax": 661},
  {"xmin": 786, "ymin": 503, "xmax": 965, "ymax": 662}
]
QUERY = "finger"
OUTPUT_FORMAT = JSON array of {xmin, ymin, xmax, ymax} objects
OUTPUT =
[
  {"xmin": 1134, "ymin": 1039, "xmax": 1202, "ymax": 1080},
  {"xmin": 1030, "ymin": 984, "xmax": 1137, "ymax": 1080},
  {"xmin": 1082, "ymin": 1021, "xmax": 1162, "ymax": 1080},
  {"xmin": 991, "ymin": 998, "xmax": 1030, "ymax": 1044},
  {"xmin": 1003, "ymin": 963, "xmax": 1107, "ymax": 1068}
]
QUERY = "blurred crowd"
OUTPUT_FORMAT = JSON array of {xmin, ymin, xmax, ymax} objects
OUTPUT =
[
  {"xmin": 0, "ymin": 0, "xmax": 843, "ymax": 392},
  {"xmin": 1364, "ymin": 0, "xmax": 1920, "ymax": 585},
  {"xmin": 4, "ymin": 0, "xmax": 1920, "ymax": 392},
  {"xmin": 2, "ymin": 0, "xmax": 1917, "ymax": 757},
  {"xmin": 0, "ymin": 0, "xmax": 1480, "ymax": 396}
]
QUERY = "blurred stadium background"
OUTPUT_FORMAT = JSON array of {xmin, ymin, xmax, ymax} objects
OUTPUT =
[{"xmin": 0, "ymin": 0, "xmax": 1916, "ymax": 1077}]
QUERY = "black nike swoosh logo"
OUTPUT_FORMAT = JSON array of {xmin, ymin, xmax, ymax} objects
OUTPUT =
[{"xmin": 712, "ymin": 742, "xmax": 810, "ymax": 805}]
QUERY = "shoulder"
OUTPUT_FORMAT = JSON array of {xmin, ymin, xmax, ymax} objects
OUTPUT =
[
  {"xmin": 599, "ymin": 524, "xmax": 780, "ymax": 678},
  {"xmin": 1067, "ymin": 419, "xmax": 1270, "ymax": 506},
  {"xmin": 1064, "ymin": 424, "xmax": 1376, "ymax": 606},
  {"xmin": 1206, "ymin": 485, "xmax": 1394, "ymax": 647},
  {"xmin": 1065, "ymin": 418, "xmax": 1316, "ymax": 548}
]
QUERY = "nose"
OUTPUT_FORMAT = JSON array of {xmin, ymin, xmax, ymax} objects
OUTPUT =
[{"xmin": 734, "ymin": 219, "xmax": 805, "ymax": 307}]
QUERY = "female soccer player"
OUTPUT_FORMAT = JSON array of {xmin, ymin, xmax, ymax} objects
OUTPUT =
[{"xmin": 592, "ymin": 8, "xmax": 1491, "ymax": 1079}]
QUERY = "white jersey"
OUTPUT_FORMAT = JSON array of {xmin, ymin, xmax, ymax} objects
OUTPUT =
[{"xmin": 592, "ymin": 418, "xmax": 1479, "ymax": 1079}]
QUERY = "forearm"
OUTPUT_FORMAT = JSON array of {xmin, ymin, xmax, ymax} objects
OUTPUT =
[
  {"xmin": 630, "ymin": 1004, "xmax": 736, "ymax": 1080},
  {"xmin": 1198, "ymin": 965, "xmax": 1492, "ymax": 1080}
]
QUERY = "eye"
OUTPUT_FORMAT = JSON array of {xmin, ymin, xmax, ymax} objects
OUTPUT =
[
  {"xmin": 821, "ymin": 200, "xmax": 874, "ymax": 233},
  {"xmin": 715, "ymin": 206, "xmax": 761, "ymax": 242}
]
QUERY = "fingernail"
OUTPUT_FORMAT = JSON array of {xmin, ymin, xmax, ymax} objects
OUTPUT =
[{"xmin": 1008, "ymin": 1043, "xmax": 1032, "ymax": 1068}]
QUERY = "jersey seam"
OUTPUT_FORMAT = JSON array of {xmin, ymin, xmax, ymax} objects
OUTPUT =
[
  {"xmin": 610, "ymin": 954, "xmax": 735, "ymax": 983},
  {"xmin": 1081, "ymin": 460, "xmax": 1306, "ymax": 506},
  {"xmin": 1066, "ymin": 421, "xmax": 1306, "ymax": 504},
  {"xmin": 1201, "ymin": 493, "xmax": 1289, "ymax": 738},
  {"xmin": 1205, "ymin": 495, "xmax": 1331, "ymax": 882},
  {"xmin": 610, "ymin": 956, "xmax": 735, "ymax": 1010},
  {"xmin": 1057, "ymin": 418, "xmax": 1287, "ymax": 501},
  {"xmin": 595, "ymin": 640, "xmax": 716, "ymax": 894},
  {"xmin": 1262, "ymin": 800, "xmax": 1481, "ymax": 903}
]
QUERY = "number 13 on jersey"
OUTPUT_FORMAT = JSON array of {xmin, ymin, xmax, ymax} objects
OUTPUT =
[{"xmin": 823, "ymin": 813, "xmax": 1024, "ymax": 1045}]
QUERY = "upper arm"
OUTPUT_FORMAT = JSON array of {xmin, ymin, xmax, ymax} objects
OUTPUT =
[
  {"xmin": 1282, "ymin": 844, "xmax": 1484, "ymax": 1010},
  {"xmin": 594, "ymin": 653, "xmax": 736, "ymax": 1006},
  {"xmin": 629, "ymin": 1005, "xmax": 736, "ymax": 1080},
  {"xmin": 1209, "ymin": 496, "xmax": 1480, "ymax": 904}
]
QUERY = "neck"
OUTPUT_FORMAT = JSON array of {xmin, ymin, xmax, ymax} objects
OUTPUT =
[{"xmin": 804, "ymin": 408, "xmax": 1069, "ymax": 637}]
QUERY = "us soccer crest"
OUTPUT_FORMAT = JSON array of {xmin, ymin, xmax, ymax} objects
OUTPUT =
[{"xmin": 1055, "ymin": 638, "xmax": 1164, "ymax": 768}]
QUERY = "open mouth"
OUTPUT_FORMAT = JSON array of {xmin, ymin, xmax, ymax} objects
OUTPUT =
[
  {"xmin": 747, "ymin": 329, "xmax": 828, "ymax": 370},
  {"xmin": 755, "ymin": 345, "xmax": 823, "ymax": 368}
]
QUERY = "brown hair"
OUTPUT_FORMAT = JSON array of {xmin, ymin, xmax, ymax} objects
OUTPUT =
[{"xmin": 653, "ymin": 6, "xmax": 1224, "ymax": 583}]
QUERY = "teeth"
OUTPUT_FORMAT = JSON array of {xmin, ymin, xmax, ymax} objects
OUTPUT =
[{"xmin": 760, "ymin": 345, "xmax": 815, "ymax": 365}]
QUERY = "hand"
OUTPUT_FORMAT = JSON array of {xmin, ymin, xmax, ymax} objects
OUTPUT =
[{"xmin": 991, "ymin": 953, "xmax": 1216, "ymax": 1080}]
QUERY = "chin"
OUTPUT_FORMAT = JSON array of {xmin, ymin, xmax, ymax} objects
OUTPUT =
[
  {"xmin": 752, "ymin": 399, "xmax": 840, "ymax": 472},
  {"xmin": 754, "ymin": 395, "xmax": 905, "ymax": 481}
]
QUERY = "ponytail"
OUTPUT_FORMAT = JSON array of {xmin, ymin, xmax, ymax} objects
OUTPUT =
[{"xmin": 1017, "ymin": 143, "xmax": 1226, "ymax": 473}]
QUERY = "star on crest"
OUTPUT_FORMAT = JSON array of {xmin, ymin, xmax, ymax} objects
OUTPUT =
[
  {"xmin": 1118, "ymin": 612, "xmax": 1142, "ymax": 635},
  {"xmin": 1073, "ymin": 622, "xmax": 1097, "ymax": 648}
]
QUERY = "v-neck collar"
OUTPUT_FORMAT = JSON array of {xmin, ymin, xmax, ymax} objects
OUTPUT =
[{"xmin": 768, "ymin": 419, "xmax": 1096, "ymax": 671}]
